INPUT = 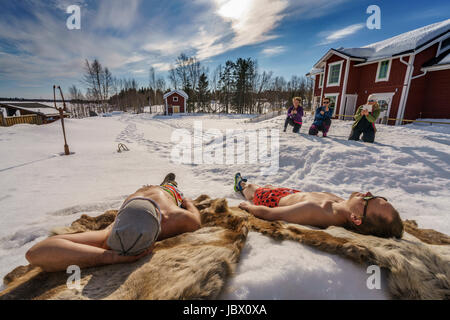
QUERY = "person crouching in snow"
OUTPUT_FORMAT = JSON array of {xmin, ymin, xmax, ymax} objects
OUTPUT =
[
  {"xmin": 348, "ymin": 95, "xmax": 381, "ymax": 143},
  {"xmin": 283, "ymin": 97, "xmax": 304, "ymax": 133},
  {"xmin": 309, "ymin": 97, "xmax": 333, "ymax": 137}
]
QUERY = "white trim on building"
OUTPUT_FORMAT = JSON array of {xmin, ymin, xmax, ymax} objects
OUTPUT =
[
  {"xmin": 326, "ymin": 60, "xmax": 344, "ymax": 87},
  {"xmin": 375, "ymin": 59, "xmax": 393, "ymax": 82}
]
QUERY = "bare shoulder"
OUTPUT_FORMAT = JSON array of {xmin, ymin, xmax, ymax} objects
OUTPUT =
[{"xmin": 159, "ymin": 207, "xmax": 201, "ymax": 240}]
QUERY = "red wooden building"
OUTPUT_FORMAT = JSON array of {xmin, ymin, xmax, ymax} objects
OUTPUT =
[
  {"xmin": 163, "ymin": 90, "xmax": 188, "ymax": 115},
  {"xmin": 307, "ymin": 19, "xmax": 450, "ymax": 125}
]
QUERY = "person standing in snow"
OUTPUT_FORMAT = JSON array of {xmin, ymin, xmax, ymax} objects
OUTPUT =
[
  {"xmin": 283, "ymin": 97, "xmax": 304, "ymax": 133},
  {"xmin": 348, "ymin": 95, "xmax": 381, "ymax": 143},
  {"xmin": 25, "ymin": 173, "xmax": 201, "ymax": 272},
  {"xmin": 309, "ymin": 97, "xmax": 333, "ymax": 137}
]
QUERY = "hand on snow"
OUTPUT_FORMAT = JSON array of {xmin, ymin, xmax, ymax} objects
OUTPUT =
[{"xmin": 239, "ymin": 202, "xmax": 252, "ymax": 212}]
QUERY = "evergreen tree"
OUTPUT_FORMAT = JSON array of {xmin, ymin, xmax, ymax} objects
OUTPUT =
[{"xmin": 197, "ymin": 72, "xmax": 209, "ymax": 112}]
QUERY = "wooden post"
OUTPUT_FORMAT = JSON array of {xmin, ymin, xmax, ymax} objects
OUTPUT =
[
  {"xmin": 0, "ymin": 112, "xmax": 5, "ymax": 127},
  {"xmin": 54, "ymin": 85, "xmax": 71, "ymax": 155}
]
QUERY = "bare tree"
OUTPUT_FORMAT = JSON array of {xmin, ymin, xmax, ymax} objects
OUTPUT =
[
  {"xmin": 156, "ymin": 77, "xmax": 166, "ymax": 93},
  {"xmin": 102, "ymin": 67, "xmax": 112, "ymax": 112},
  {"xmin": 255, "ymin": 70, "xmax": 273, "ymax": 113},
  {"xmin": 149, "ymin": 67, "xmax": 157, "ymax": 111},
  {"xmin": 68, "ymin": 85, "xmax": 85, "ymax": 118},
  {"xmin": 168, "ymin": 66, "xmax": 178, "ymax": 90},
  {"xmin": 83, "ymin": 59, "xmax": 105, "ymax": 108}
]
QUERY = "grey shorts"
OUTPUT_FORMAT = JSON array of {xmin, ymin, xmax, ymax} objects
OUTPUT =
[{"xmin": 106, "ymin": 197, "xmax": 161, "ymax": 256}]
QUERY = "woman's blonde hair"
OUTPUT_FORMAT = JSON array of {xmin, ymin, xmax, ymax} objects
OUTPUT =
[
  {"xmin": 293, "ymin": 97, "xmax": 302, "ymax": 104},
  {"xmin": 367, "ymin": 94, "xmax": 380, "ymax": 109}
]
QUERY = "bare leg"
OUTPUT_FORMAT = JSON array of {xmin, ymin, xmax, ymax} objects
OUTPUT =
[
  {"xmin": 241, "ymin": 182, "xmax": 261, "ymax": 202},
  {"xmin": 25, "ymin": 227, "xmax": 151, "ymax": 272}
]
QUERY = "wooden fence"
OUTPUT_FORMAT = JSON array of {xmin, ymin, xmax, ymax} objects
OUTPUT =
[{"xmin": 0, "ymin": 114, "xmax": 41, "ymax": 127}]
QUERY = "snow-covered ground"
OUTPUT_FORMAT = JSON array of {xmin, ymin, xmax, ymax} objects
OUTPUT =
[{"xmin": 0, "ymin": 113, "xmax": 449, "ymax": 299}]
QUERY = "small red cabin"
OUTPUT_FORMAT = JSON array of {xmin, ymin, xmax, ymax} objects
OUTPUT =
[
  {"xmin": 307, "ymin": 19, "xmax": 450, "ymax": 125},
  {"xmin": 163, "ymin": 90, "xmax": 188, "ymax": 115}
]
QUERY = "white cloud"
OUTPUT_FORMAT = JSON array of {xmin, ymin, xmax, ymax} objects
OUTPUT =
[
  {"xmin": 214, "ymin": 0, "xmax": 289, "ymax": 51},
  {"xmin": 319, "ymin": 23, "xmax": 365, "ymax": 45},
  {"xmin": 124, "ymin": 54, "xmax": 147, "ymax": 64},
  {"xmin": 94, "ymin": 0, "xmax": 142, "ymax": 30},
  {"xmin": 0, "ymin": 0, "xmax": 354, "ymax": 93},
  {"xmin": 152, "ymin": 62, "xmax": 173, "ymax": 72},
  {"xmin": 261, "ymin": 46, "xmax": 286, "ymax": 56},
  {"xmin": 52, "ymin": 0, "xmax": 87, "ymax": 11},
  {"xmin": 132, "ymin": 69, "xmax": 146, "ymax": 74}
]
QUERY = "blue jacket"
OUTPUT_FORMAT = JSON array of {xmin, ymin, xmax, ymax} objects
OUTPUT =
[
  {"xmin": 287, "ymin": 105, "xmax": 304, "ymax": 124},
  {"xmin": 313, "ymin": 106, "xmax": 333, "ymax": 126}
]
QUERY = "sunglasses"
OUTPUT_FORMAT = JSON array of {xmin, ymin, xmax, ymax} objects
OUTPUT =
[
  {"xmin": 368, "ymin": 100, "xmax": 376, "ymax": 103},
  {"xmin": 362, "ymin": 196, "xmax": 388, "ymax": 222},
  {"xmin": 323, "ymin": 101, "xmax": 330, "ymax": 104}
]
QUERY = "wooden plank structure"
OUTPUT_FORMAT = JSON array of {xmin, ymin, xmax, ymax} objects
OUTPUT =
[
  {"xmin": 0, "ymin": 114, "xmax": 42, "ymax": 127},
  {"xmin": 0, "ymin": 102, "xmax": 67, "ymax": 127}
]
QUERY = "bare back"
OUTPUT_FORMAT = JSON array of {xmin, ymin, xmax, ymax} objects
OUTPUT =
[{"xmin": 124, "ymin": 185, "xmax": 197, "ymax": 240}]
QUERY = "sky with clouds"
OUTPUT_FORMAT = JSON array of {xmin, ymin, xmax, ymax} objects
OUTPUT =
[{"xmin": 0, "ymin": 0, "xmax": 449, "ymax": 99}]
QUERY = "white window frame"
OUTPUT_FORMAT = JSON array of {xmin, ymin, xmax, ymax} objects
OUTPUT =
[
  {"xmin": 375, "ymin": 59, "xmax": 392, "ymax": 82},
  {"xmin": 318, "ymin": 73, "xmax": 324, "ymax": 89},
  {"xmin": 324, "ymin": 93, "xmax": 339, "ymax": 116},
  {"xmin": 437, "ymin": 36, "xmax": 450, "ymax": 56},
  {"xmin": 326, "ymin": 60, "xmax": 344, "ymax": 87},
  {"xmin": 173, "ymin": 96, "xmax": 179, "ymax": 102}
]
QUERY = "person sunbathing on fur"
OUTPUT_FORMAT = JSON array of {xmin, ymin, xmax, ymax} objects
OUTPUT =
[
  {"xmin": 234, "ymin": 173, "xmax": 403, "ymax": 238},
  {"xmin": 26, "ymin": 173, "xmax": 201, "ymax": 272}
]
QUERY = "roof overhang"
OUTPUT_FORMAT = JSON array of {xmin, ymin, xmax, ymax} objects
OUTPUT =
[
  {"xmin": 306, "ymin": 68, "xmax": 324, "ymax": 77},
  {"xmin": 313, "ymin": 49, "xmax": 365, "ymax": 69},
  {"xmin": 163, "ymin": 90, "xmax": 189, "ymax": 100},
  {"xmin": 421, "ymin": 64, "xmax": 450, "ymax": 72},
  {"xmin": 353, "ymin": 53, "xmax": 413, "ymax": 67}
]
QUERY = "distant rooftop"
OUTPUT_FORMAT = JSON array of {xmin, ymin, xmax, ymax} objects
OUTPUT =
[
  {"xmin": 0, "ymin": 102, "xmax": 64, "ymax": 116},
  {"xmin": 0, "ymin": 102, "xmax": 55, "ymax": 109}
]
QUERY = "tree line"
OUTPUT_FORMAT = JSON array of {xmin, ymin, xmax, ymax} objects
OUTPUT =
[{"xmin": 68, "ymin": 53, "xmax": 313, "ymax": 117}]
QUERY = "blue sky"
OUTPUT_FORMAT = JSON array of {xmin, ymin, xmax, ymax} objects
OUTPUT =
[{"xmin": 0, "ymin": 0, "xmax": 449, "ymax": 99}]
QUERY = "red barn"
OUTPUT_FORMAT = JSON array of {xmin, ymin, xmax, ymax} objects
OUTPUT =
[
  {"xmin": 163, "ymin": 90, "xmax": 188, "ymax": 115},
  {"xmin": 307, "ymin": 19, "xmax": 450, "ymax": 125}
]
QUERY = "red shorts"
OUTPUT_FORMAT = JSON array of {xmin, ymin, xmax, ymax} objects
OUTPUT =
[{"xmin": 253, "ymin": 187, "xmax": 301, "ymax": 208}]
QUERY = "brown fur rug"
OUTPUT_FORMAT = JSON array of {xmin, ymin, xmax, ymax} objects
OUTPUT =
[{"xmin": 1, "ymin": 195, "xmax": 449, "ymax": 300}]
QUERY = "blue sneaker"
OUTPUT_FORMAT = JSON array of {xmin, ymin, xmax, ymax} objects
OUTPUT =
[{"xmin": 234, "ymin": 173, "xmax": 248, "ymax": 192}]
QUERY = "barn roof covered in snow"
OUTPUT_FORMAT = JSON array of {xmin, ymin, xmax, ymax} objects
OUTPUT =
[
  {"xmin": 163, "ymin": 90, "xmax": 189, "ymax": 100},
  {"xmin": 341, "ymin": 19, "xmax": 450, "ymax": 61},
  {"xmin": 312, "ymin": 19, "xmax": 450, "ymax": 69}
]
